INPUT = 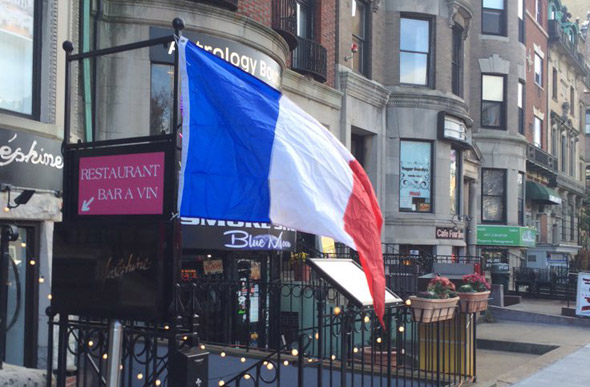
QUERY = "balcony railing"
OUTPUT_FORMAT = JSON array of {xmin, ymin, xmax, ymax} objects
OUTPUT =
[
  {"xmin": 194, "ymin": 0, "xmax": 238, "ymax": 11},
  {"xmin": 292, "ymin": 36, "xmax": 327, "ymax": 83},
  {"xmin": 272, "ymin": 0, "xmax": 298, "ymax": 50},
  {"xmin": 527, "ymin": 143, "xmax": 558, "ymax": 174},
  {"xmin": 548, "ymin": 20, "xmax": 587, "ymax": 74}
]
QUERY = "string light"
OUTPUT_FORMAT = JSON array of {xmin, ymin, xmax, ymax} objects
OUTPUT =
[
  {"xmin": 331, "ymin": 354, "xmax": 336, "ymax": 360},
  {"xmin": 291, "ymin": 349, "xmax": 298, "ymax": 356},
  {"xmin": 376, "ymin": 337, "xmax": 382, "ymax": 344},
  {"xmin": 164, "ymin": 325, "xmax": 170, "ymax": 330},
  {"xmin": 155, "ymin": 380, "xmax": 161, "ymax": 386},
  {"xmin": 3, "ymin": 207, "xmax": 10, "ymax": 213},
  {"xmin": 266, "ymin": 363, "xmax": 274, "ymax": 370},
  {"xmin": 182, "ymin": 336, "xmax": 188, "ymax": 341},
  {"xmin": 399, "ymin": 326, "xmax": 405, "ymax": 333},
  {"xmin": 47, "ymin": 294, "xmax": 52, "ymax": 300},
  {"xmin": 353, "ymin": 347, "xmax": 359, "ymax": 353},
  {"xmin": 364, "ymin": 316, "xmax": 370, "ymax": 323},
  {"xmin": 29, "ymin": 260, "xmax": 36, "ymax": 266},
  {"xmin": 307, "ymin": 358, "xmax": 313, "ymax": 363},
  {"xmin": 218, "ymin": 380, "xmax": 225, "ymax": 386},
  {"xmin": 333, "ymin": 306, "xmax": 341, "ymax": 315},
  {"xmin": 220, "ymin": 352, "xmax": 226, "ymax": 358},
  {"xmin": 137, "ymin": 373, "xmax": 143, "ymax": 380},
  {"xmin": 314, "ymin": 332, "xmax": 319, "ymax": 340},
  {"xmin": 405, "ymin": 299, "xmax": 412, "ymax": 306},
  {"xmin": 21, "ymin": 242, "xmax": 26, "ymax": 248},
  {"xmin": 102, "ymin": 354, "xmax": 108, "ymax": 360},
  {"xmin": 200, "ymin": 344, "xmax": 206, "ymax": 350},
  {"xmin": 119, "ymin": 365, "xmax": 123, "ymax": 370},
  {"xmin": 243, "ymin": 374, "xmax": 251, "ymax": 380},
  {"xmin": 283, "ymin": 360, "xmax": 289, "ymax": 366},
  {"xmin": 240, "ymin": 357, "xmax": 246, "ymax": 363},
  {"xmin": 88, "ymin": 340, "xmax": 94, "ymax": 347},
  {"xmin": 39, "ymin": 277, "xmax": 45, "ymax": 284},
  {"xmin": 263, "ymin": 361, "xmax": 268, "ymax": 365}
]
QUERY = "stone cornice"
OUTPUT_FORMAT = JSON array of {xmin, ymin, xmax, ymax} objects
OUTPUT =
[
  {"xmin": 556, "ymin": 173, "xmax": 585, "ymax": 196},
  {"xmin": 102, "ymin": 0, "xmax": 290, "ymax": 68},
  {"xmin": 282, "ymin": 70, "xmax": 343, "ymax": 110},
  {"xmin": 338, "ymin": 68, "xmax": 390, "ymax": 108},
  {"xmin": 472, "ymin": 130, "xmax": 529, "ymax": 147},
  {"xmin": 386, "ymin": 86, "xmax": 472, "ymax": 126}
]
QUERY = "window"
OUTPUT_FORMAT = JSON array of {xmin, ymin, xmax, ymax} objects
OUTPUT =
[
  {"xmin": 0, "ymin": 0, "xmax": 38, "ymax": 116},
  {"xmin": 452, "ymin": 25, "xmax": 464, "ymax": 97},
  {"xmin": 450, "ymin": 148, "xmax": 460, "ymax": 215},
  {"xmin": 518, "ymin": 173, "xmax": 524, "ymax": 226},
  {"xmin": 534, "ymin": 117, "xmax": 542, "ymax": 148},
  {"xmin": 586, "ymin": 110, "xmax": 590, "ymax": 135},
  {"xmin": 481, "ymin": 75, "xmax": 505, "ymax": 129},
  {"xmin": 400, "ymin": 141, "xmax": 432, "ymax": 212},
  {"xmin": 552, "ymin": 67, "xmax": 558, "ymax": 99},
  {"xmin": 570, "ymin": 87, "xmax": 575, "ymax": 116},
  {"xmin": 518, "ymin": 0, "xmax": 524, "ymax": 43},
  {"xmin": 518, "ymin": 81, "xmax": 524, "ymax": 134},
  {"xmin": 150, "ymin": 63, "xmax": 174, "ymax": 136},
  {"xmin": 534, "ymin": 54, "xmax": 543, "ymax": 86},
  {"xmin": 296, "ymin": 0, "xmax": 312, "ymax": 39},
  {"xmin": 400, "ymin": 17, "xmax": 430, "ymax": 86},
  {"xmin": 482, "ymin": 168, "xmax": 506, "ymax": 223},
  {"xmin": 535, "ymin": 0, "xmax": 542, "ymax": 23},
  {"xmin": 351, "ymin": 133, "xmax": 366, "ymax": 167},
  {"xmin": 352, "ymin": 0, "xmax": 368, "ymax": 76},
  {"xmin": 482, "ymin": 0, "xmax": 506, "ymax": 36}
]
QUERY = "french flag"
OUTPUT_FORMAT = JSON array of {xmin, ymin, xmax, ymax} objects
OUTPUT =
[{"xmin": 178, "ymin": 38, "xmax": 385, "ymax": 321}]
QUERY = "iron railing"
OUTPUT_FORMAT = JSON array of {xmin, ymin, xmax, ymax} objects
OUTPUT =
[
  {"xmin": 548, "ymin": 20, "xmax": 588, "ymax": 74},
  {"xmin": 272, "ymin": 0, "xmax": 298, "ymax": 49},
  {"xmin": 527, "ymin": 143, "xmax": 558, "ymax": 173},
  {"xmin": 513, "ymin": 266, "xmax": 577, "ymax": 301},
  {"xmin": 292, "ymin": 36, "xmax": 327, "ymax": 83}
]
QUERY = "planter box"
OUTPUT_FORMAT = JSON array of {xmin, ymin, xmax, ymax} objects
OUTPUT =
[
  {"xmin": 458, "ymin": 291, "xmax": 490, "ymax": 314},
  {"xmin": 409, "ymin": 296, "xmax": 459, "ymax": 323}
]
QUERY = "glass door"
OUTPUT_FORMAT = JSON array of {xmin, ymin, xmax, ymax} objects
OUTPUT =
[{"xmin": 4, "ymin": 226, "xmax": 38, "ymax": 367}]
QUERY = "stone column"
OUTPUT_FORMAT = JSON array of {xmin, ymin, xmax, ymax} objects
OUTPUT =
[{"xmin": 467, "ymin": 179, "xmax": 478, "ymax": 256}]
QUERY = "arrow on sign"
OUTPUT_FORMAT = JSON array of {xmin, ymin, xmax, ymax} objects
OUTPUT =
[{"xmin": 81, "ymin": 197, "xmax": 95, "ymax": 212}]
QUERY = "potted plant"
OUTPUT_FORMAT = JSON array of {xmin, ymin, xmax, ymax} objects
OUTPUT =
[
  {"xmin": 457, "ymin": 273, "xmax": 491, "ymax": 314},
  {"xmin": 290, "ymin": 252, "xmax": 310, "ymax": 281},
  {"xmin": 409, "ymin": 276, "xmax": 459, "ymax": 323}
]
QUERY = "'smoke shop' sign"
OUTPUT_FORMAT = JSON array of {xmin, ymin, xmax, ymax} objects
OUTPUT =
[{"xmin": 182, "ymin": 218, "xmax": 296, "ymax": 251}]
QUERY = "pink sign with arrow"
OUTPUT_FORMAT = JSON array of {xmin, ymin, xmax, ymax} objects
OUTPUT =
[{"xmin": 78, "ymin": 152, "xmax": 166, "ymax": 215}]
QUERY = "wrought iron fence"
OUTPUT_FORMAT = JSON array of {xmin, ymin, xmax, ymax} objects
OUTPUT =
[
  {"xmin": 272, "ymin": 0, "xmax": 298, "ymax": 49},
  {"xmin": 513, "ymin": 266, "xmax": 577, "ymax": 301},
  {"xmin": 48, "ymin": 276, "xmax": 477, "ymax": 386},
  {"xmin": 292, "ymin": 36, "xmax": 328, "ymax": 83}
]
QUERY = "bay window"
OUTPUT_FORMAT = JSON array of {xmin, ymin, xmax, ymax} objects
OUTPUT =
[{"xmin": 481, "ymin": 74, "xmax": 505, "ymax": 129}]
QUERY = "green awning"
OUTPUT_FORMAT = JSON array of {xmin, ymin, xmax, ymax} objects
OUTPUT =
[{"xmin": 526, "ymin": 181, "xmax": 562, "ymax": 205}]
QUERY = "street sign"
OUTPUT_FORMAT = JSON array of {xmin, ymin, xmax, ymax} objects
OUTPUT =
[
  {"xmin": 575, "ymin": 272, "xmax": 590, "ymax": 317},
  {"xmin": 78, "ymin": 152, "xmax": 165, "ymax": 215}
]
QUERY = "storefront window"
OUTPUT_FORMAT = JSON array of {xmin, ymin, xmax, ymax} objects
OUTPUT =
[
  {"xmin": 0, "ymin": 0, "xmax": 36, "ymax": 115},
  {"xmin": 482, "ymin": 168, "xmax": 505, "ymax": 223},
  {"xmin": 150, "ymin": 63, "xmax": 174, "ymax": 135},
  {"xmin": 450, "ymin": 148, "xmax": 459, "ymax": 215},
  {"xmin": 400, "ymin": 141, "xmax": 432, "ymax": 212}
]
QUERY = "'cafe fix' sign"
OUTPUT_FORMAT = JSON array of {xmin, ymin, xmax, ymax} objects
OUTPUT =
[{"xmin": 77, "ymin": 152, "xmax": 165, "ymax": 215}]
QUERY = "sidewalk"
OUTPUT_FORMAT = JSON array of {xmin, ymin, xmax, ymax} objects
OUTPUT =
[
  {"xmin": 512, "ymin": 344, "xmax": 590, "ymax": 387},
  {"xmin": 471, "ymin": 299, "xmax": 590, "ymax": 386}
]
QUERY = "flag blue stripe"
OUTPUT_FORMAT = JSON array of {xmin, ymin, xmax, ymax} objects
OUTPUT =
[{"xmin": 180, "ymin": 41, "xmax": 281, "ymax": 221}]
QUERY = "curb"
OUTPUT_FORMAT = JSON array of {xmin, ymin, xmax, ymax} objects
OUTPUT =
[
  {"xmin": 477, "ymin": 339, "xmax": 557, "ymax": 355},
  {"xmin": 488, "ymin": 306, "xmax": 590, "ymax": 328}
]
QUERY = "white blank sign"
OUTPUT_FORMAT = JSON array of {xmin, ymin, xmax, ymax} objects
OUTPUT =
[{"xmin": 307, "ymin": 258, "xmax": 402, "ymax": 308}]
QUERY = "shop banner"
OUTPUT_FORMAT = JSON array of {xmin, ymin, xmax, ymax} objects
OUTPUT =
[
  {"xmin": 181, "ymin": 217, "xmax": 296, "ymax": 251},
  {"xmin": 575, "ymin": 273, "xmax": 590, "ymax": 317},
  {"xmin": 0, "ymin": 128, "xmax": 63, "ymax": 191},
  {"xmin": 476, "ymin": 225, "xmax": 536, "ymax": 247}
]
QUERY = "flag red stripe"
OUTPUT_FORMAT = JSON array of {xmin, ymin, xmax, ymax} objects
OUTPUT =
[{"xmin": 343, "ymin": 160, "xmax": 385, "ymax": 325}]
